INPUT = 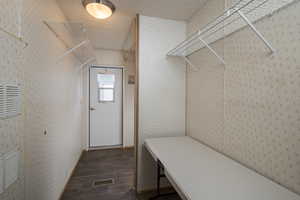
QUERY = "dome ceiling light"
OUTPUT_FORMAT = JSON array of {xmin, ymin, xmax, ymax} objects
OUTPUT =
[{"xmin": 82, "ymin": 0, "xmax": 116, "ymax": 19}]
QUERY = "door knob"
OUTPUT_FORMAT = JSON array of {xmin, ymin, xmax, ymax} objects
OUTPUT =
[{"xmin": 90, "ymin": 107, "xmax": 96, "ymax": 111}]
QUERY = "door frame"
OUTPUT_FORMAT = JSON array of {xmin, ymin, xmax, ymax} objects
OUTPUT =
[{"xmin": 88, "ymin": 65, "xmax": 124, "ymax": 150}]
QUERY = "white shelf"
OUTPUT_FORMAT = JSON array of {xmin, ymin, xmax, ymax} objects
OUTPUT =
[
  {"xmin": 44, "ymin": 21, "xmax": 96, "ymax": 67},
  {"xmin": 167, "ymin": 0, "xmax": 296, "ymax": 65},
  {"xmin": 145, "ymin": 136, "xmax": 300, "ymax": 200}
]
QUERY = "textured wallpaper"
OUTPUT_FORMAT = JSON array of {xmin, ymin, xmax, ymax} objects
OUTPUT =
[
  {"xmin": 0, "ymin": 0, "xmax": 25, "ymax": 199},
  {"xmin": 187, "ymin": 0, "xmax": 300, "ymax": 195},
  {"xmin": 22, "ymin": 0, "xmax": 83, "ymax": 200},
  {"xmin": 186, "ymin": 0, "xmax": 225, "ymax": 155},
  {"xmin": 1, "ymin": 0, "xmax": 84, "ymax": 200},
  {"xmin": 223, "ymin": 1, "xmax": 300, "ymax": 193}
]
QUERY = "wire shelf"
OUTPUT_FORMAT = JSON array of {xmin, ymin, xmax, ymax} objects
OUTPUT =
[
  {"xmin": 167, "ymin": 0, "xmax": 296, "ymax": 57},
  {"xmin": 44, "ymin": 21, "xmax": 97, "ymax": 66}
]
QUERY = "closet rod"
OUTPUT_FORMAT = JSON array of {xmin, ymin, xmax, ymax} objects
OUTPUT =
[{"xmin": 0, "ymin": 26, "xmax": 28, "ymax": 47}]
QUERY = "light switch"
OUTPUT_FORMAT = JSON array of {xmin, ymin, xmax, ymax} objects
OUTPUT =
[
  {"xmin": 0, "ymin": 156, "xmax": 3, "ymax": 194},
  {"xmin": 4, "ymin": 151, "xmax": 19, "ymax": 189}
]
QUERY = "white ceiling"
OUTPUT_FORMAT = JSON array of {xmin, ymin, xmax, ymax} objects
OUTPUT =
[{"xmin": 57, "ymin": 0, "xmax": 207, "ymax": 50}]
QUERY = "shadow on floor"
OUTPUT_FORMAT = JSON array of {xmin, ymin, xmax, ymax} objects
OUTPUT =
[
  {"xmin": 61, "ymin": 148, "xmax": 181, "ymax": 200},
  {"xmin": 137, "ymin": 188, "xmax": 182, "ymax": 200}
]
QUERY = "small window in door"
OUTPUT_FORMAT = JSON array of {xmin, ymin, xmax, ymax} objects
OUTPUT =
[{"xmin": 97, "ymin": 74, "xmax": 115, "ymax": 102}]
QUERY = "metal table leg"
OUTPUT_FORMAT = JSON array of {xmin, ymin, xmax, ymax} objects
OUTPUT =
[{"xmin": 149, "ymin": 160, "xmax": 177, "ymax": 200}]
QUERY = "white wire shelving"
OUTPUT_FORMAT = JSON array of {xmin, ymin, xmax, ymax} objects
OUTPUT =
[
  {"xmin": 43, "ymin": 21, "xmax": 96, "ymax": 69},
  {"xmin": 167, "ymin": 0, "xmax": 296, "ymax": 69}
]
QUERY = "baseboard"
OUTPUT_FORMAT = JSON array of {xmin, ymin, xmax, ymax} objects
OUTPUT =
[
  {"xmin": 88, "ymin": 145, "xmax": 123, "ymax": 151},
  {"xmin": 123, "ymin": 145, "xmax": 134, "ymax": 150},
  {"xmin": 58, "ymin": 150, "xmax": 84, "ymax": 200},
  {"xmin": 137, "ymin": 186, "xmax": 173, "ymax": 194}
]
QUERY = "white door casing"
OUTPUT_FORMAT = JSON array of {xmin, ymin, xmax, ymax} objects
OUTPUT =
[{"xmin": 89, "ymin": 67, "xmax": 123, "ymax": 147}]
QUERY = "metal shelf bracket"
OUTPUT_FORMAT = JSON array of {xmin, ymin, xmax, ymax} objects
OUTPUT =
[
  {"xmin": 0, "ymin": 26, "xmax": 28, "ymax": 48},
  {"xmin": 237, "ymin": 10, "xmax": 275, "ymax": 53},
  {"xmin": 57, "ymin": 40, "xmax": 88, "ymax": 62},
  {"xmin": 183, "ymin": 56, "xmax": 199, "ymax": 71},
  {"xmin": 166, "ymin": 0, "xmax": 287, "ymax": 67},
  {"xmin": 198, "ymin": 36, "xmax": 226, "ymax": 65}
]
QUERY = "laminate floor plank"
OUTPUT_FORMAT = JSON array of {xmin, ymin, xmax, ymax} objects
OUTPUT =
[{"xmin": 61, "ymin": 148, "xmax": 181, "ymax": 200}]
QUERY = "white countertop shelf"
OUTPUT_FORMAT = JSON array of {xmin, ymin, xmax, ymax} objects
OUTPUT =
[{"xmin": 145, "ymin": 136, "xmax": 300, "ymax": 200}]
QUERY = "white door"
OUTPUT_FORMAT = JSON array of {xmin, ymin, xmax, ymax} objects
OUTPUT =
[{"xmin": 89, "ymin": 67, "xmax": 123, "ymax": 147}]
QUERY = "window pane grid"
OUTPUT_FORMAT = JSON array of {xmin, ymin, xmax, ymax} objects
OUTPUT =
[{"xmin": 97, "ymin": 73, "xmax": 115, "ymax": 102}]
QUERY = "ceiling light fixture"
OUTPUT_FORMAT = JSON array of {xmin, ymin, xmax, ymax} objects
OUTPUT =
[{"xmin": 82, "ymin": 0, "xmax": 116, "ymax": 19}]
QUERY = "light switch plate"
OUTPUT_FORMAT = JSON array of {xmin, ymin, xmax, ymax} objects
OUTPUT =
[
  {"xmin": 4, "ymin": 151, "xmax": 19, "ymax": 189},
  {"xmin": 0, "ymin": 156, "xmax": 3, "ymax": 194}
]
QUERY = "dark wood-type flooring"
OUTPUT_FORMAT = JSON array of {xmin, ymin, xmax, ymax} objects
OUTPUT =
[{"xmin": 61, "ymin": 148, "xmax": 181, "ymax": 200}]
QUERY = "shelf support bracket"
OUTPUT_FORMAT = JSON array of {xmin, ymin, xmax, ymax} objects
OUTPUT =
[
  {"xmin": 0, "ymin": 26, "xmax": 28, "ymax": 48},
  {"xmin": 57, "ymin": 40, "xmax": 88, "ymax": 62},
  {"xmin": 198, "ymin": 36, "xmax": 226, "ymax": 65},
  {"xmin": 78, "ymin": 58, "xmax": 96, "ymax": 70},
  {"xmin": 183, "ymin": 56, "xmax": 199, "ymax": 71},
  {"xmin": 238, "ymin": 11, "xmax": 275, "ymax": 53}
]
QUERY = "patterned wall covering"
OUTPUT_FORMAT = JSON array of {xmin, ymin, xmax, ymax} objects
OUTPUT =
[
  {"xmin": 0, "ymin": 0, "xmax": 22, "ymax": 36},
  {"xmin": 1, "ymin": 0, "xmax": 84, "ymax": 199},
  {"xmin": 187, "ymin": 0, "xmax": 300, "ymax": 195},
  {"xmin": 22, "ymin": 0, "xmax": 83, "ymax": 200},
  {"xmin": 0, "ymin": 0, "xmax": 25, "ymax": 199},
  {"xmin": 186, "ymin": 0, "xmax": 226, "ymax": 168},
  {"xmin": 223, "ymin": 1, "xmax": 300, "ymax": 193}
]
